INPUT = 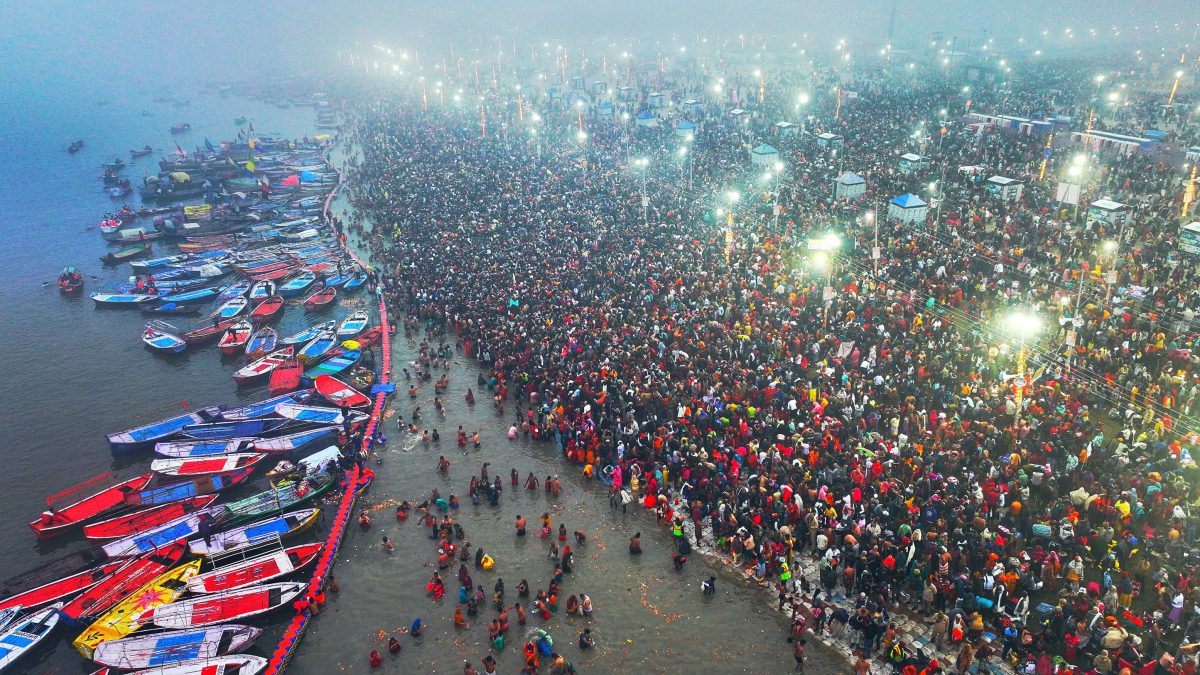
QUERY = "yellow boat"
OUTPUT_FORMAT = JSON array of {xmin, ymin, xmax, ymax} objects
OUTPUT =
[{"xmin": 73, "ymin": 560, "xmax": 201, "ymax": 658}]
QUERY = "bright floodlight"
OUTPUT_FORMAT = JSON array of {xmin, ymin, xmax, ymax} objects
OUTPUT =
[
  {"xmin": 774, "ymin": 161, "xmax": 784, "ymax": 172},
  {"xmin": 1005, "ymin": 311, "xmax": 1042, "ymax": 338},
  {"xmin": 798, "ymin": 93, "xmax": 810, "ymax": 104},
  {"xmin": 1072, "ymin": 154, "xmax": 1087, "ymax": 166},
  {"xmin": 864, "ymin": 210, "xmax": 875, "ymax": 222},
  {"xmin": 727, "ymin": 190, "xmax": 741, "ymax": 203},
  {"xmin": 678, "ymin": 147, "xmax": 688, "ymax": 157},
  {"xmin": 1103, "ymin": 240, "xmax": 1117, "ymax": 253},
  {"xmin": 577, "ymin": 130, "xmax": 587, "ymax": 141}
]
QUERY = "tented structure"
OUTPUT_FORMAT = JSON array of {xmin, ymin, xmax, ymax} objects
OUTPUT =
[
  {"xmin": 675, "ymin": 120, "xmax": 697, "ymax": 139},
  {"xmin": 887, "ymin": 193, "xmax": 928, "ymax": 224},
  {"xmin": 750, "ymin": 144, "xmax": 779, "ymax": 166},
  {"xmin": 985, "ymin": 176, "xmax": 1024, "ymax": 201},
  {"xmin": 833, "ymin": 172, "xmax": 866, "ymax": 199}
]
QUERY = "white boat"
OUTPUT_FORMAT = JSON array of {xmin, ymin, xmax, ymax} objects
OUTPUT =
[
  {"xmin": 126, "ymin": 654, "xmax": 269, "ymax": 675},
  {"xmin": 336, "ymin": 310, "xmax": 369, "ymax": 339},
  {"xmin": 0, "ymin": 603, "xmax": 62, "ymax": 670},
  {"xmin": 186, "ymin": 543, "xmax": 323, "ymax": 593},
  {"xmin": 150, "ymin": 453, "xmax": 266, "ymax": 478},
  {"xmin": 142, "ymin": 322, "xmax": 187, "ymax": 354},
  {"xmin": 211, "ymin": 296, "xmax": 249, "ymax": 320},
  {"xmin": 92, "ymin": 624, "xmax": 262, "ymax": 669},
  {"xmin": 138, "ymin": 582, "xmax": 306, "ymax": 628},
  {"xmin": 187, "ymin": 508, "xmax": 319, "ymax": 556},
  {"xmin": 267, "ymin": 445, "xmax": 342, "ymax": 478}
]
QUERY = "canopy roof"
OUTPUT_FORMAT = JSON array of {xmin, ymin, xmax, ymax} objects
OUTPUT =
[{"xmin": 890, "ymin": 193, "xmax": 927, "ymax": 208}]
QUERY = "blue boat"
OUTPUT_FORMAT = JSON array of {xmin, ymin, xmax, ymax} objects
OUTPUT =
[
  {"xmin": 278, "ymin": 272, "xmax": 316, "ymax": 297},
  {"xmin": 322, "ymin": 273, "xmax": 352, "ymax": 287},
  {"xmin": 91, "ymin": 293, "xmax": 156, "ymax": 307},
  {"xmin": 107, "ymin": 405, "xmax": 226, "ymax": 452},
  {"xmin": 303, "ymin": 350, "xmax": 359, "ymax": 378},
  {"xmin": 342, "ymin": 273, "xmax": 368, "ymax": 292},
  {"xmin": 219, "ymin": 392, "xmax": 310, "ymax": 421},
  {"xmin": 125, "ymin": 468, "xmax": 254, "ymax": 506},
  {"xmin": 130, "ymin": 254, "xmax": 190, "ymax": 272},
  {"xmin": 181, "ymin": 417, "xmax": 291, "ymax": 441},
  {"xmin": 274, "ymin": 402, "xmax": 366, "ymax": 426},
  {"xmin": 188, "ymin": 508, "xmax": 319, "ymax": 555},
  {"xmin": 280, "ymin": 320, "xmax": 333, "ymax": 346},
  {"xmin": 214, "ymin": 279, "xmax": 251, "ymax": 304},
  {"xmin": 91, "ymin": 625, "xmax": 262, "ymax": 670},
  {"xmin": 102, "ymin": 506, "xmax": 228, "ymax": 558},
  {"xmin": 296, "ymin": 328, "xmax": 337, "ymax": 363},
  {"xmin": 159, "ymin": 287, "xmax": 221, "ymax": 304},
  {"xmin": 142, "ymin": 301, "xmax": 202, "ymax": 316},
  {"xmin": 252, "ymin": 426, "xmax": 339, "ymax": 454},
  {"xmin": 142, "ymin": 322, "xmax": 187, "ymax": 354},
  {"xmin": 155, "ymin": 437, "xmax": 258, "ymax": 458}
]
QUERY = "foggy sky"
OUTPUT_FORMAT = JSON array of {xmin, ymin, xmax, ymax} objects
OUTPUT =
[{"xmin": 0, "ymin": 0, "xmax": 1191, "ymax": 90}]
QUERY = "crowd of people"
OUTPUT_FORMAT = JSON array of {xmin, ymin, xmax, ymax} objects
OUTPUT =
[{"xmin": 335, "ymin": 53, "xmax": 1200, "ymax": 674}]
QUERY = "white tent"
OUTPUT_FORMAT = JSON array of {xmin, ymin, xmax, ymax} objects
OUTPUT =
[{"xmin": 750, "ymin": 144, "xmax": 779, "ymax": 166}]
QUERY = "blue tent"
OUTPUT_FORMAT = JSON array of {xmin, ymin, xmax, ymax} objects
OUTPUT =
[
  {"xmin": 890, "ymin": 193, "xmax": 927, "ymax": 208},
  {"xmin": 299, "ymin": 171, "xmax": 321, "ymax": 183}
]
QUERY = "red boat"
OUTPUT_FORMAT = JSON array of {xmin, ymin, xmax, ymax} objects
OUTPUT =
[
  {"xmin": 29, "ymin": 473, "xmax": 154, "ymax": 539},
  {"xmin": 217, "ymin": 320, "xmax": 253, "ymax": 356},
  {"xmin": 181, "ymin": 319, "xmax": 237, "ymax": 345},
  {"xmin": 238, "ymin": 260, "xmax": 292, "ymax": 276},
  {"xmin": 83, "ymin": 495, "xmax": 219, "ymax": 540},
  {"xmin": 58, "ymin": 542, "xmax": 188, "ymax": 625},
  {"xmin": 248, "ymin": 266, "xmax": 296, "ymax": 282},
  {"xmin": 267, "ymin": 358, "xmax": 303, "ymax": 394},
  {"xmin": 0, "ymin": 560, "xmax": 127, "ymax": 611},
  {"xmin": 186, "ymin": 543, "xmax": 323, "ymax": 594},
  {"xmin": 151, "ymin": 452, "xmax": 266, "ymax": 478},
  {"xmin": 233, "ymin": 347, "xmax": 295, "ymax": 385},
  {"xmin": 305, "ymin": 262, "xmax": 333, "ymax": 274},
  {"xmin": 314, "ymin": 375, "xmax": 372, "ymax": 407},
  {"xmin": 249, "ymin": 296, "xmax": 284, "ymax": 324},
  {"xmin": 140, "ymin": 582, "xmax": 306, "ymax": 628},
  {"xmin": 59, "ymin": 267, "xmax": 84, "ymax": 294},
  {"xmin": 302, "ymin": 286, "xmax": 337, "ymax": 312}
]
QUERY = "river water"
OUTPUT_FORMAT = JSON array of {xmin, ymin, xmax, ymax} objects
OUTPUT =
[{"xmin": 0, "ymin": 85, "xmax": 842, "ymax": 672}]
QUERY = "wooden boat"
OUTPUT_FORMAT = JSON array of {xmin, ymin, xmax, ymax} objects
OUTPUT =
[
  {"xmin": 269, "ymin": 447, "xmax": 342, "ymax": 480},
  {"xmin": 303, "ymin": 285, "xmax": 337, "ymax": 312},
  {"xmin": 142, "ymin": 322, "xmax": 187, "ymax": 354},
  {"xmin": 313, "ymin": 375, "xmax": 372, "ymax": 408},
  {"xmin": 180, "ymin": 417, "xmax": 290, "ymax": 441},
  {"xmin": 277, "ymin": 271, "xmax": 316, "ymax": 297},
  {"xmin": 0, "ymin": 604, "xmax": 63, "ymax": 670},
  {"xmin": 151, "ymin": 453, "xmax": 265, "ymax": 478},
  {"xmin": 274, "ymin": 402, "xmax": 366, "ymax": 426},
  {"xmin": 252, "ymin": 426, "xmax": 338, "ymax": 454},
  {"xmin": 59, "ymin": 543, "xmax": 188, "ymax": 625},
  {"xmin": 217, "ymin": 319, "xmax": 252, "ymax": 356},
  {"xmin": 170, "ymin": 123, "xmax": 191, "ymax": 134},
  {"xmin": 109, "ymin": 229, "xmax": 162, "ymax": 244},
  {"xmin": 0, "ymin": 608, "xmax": 21, "ymax": 635},
  {"xmin": 0, "ymin": 560, "xmax": 124, "ymax": 612},
  {"xmin": 91, "ymin": 292, "xmax": 157, "ymax": 307},
  {"xmin": 247, "ymin": 265, "xmax": 296, "ymax": 282},
  {"xmin": 73, "ymin": 560, "xmax": 201, "ymax": 659},
  {"xmin": 159, "ymin": 287, "xmax": 221, "ymax": 304},
  {"xmin": 83, "ymin": 496, "xmax": 220, "ymax": 540},
  {"xmin": 224, "ymin": 470, "xmax": 336, "ymax": 525},
  {"xmin": 130, "ymin": 254, "xmax": 189, "ymax": 272},
  {"xmin": 211, "ymin": 296, "xmax": 248, "ymax": 321},
  {"xmin": 154, "ymin": 438, "xmax": 257, "ymax": 459},
  {"xmin": 279, "ymin": 320, "xmax": 332, "ymax": 346},
  {"xmin": 122, "ymin": 468, "xmax": 254, "ymax": 507},
  {"xmin": 187, "ymin": 543, "xmax": 323, "ymax": 594},
  {"xmin": 322, "ymin": 272, "xmax": 352, "ymax": 287},
  {"xmin": 350, "ymin": 364, "xmax": 377, "ymax": 392},
  {"xmin": 92, "ymin": 624, "xmax": 261, "ymax": 670},
  {"xmin": 107, "ymin": 406, "xmax": 226, "ymax": 452},
  {"xmin": 303, "ymin": 349, "xmax": 360, "ymax": 378},
  {"xmin": 247, "ymin": 279, "xmax": 277, "ymax": 303},
  {"xmin": 140, "ymin": 582, "xmax": 305, "ymax": 629},
  {"xmin": 141, "ymin": 302, "xmax": 201, "ymax": 317},
  {"xmin": 214, "ymin": 279, "xmax": 251, "ymax": 304},
  {"xmin": 29, "ymin": 472, "xmax": 153, "ymax": 539},
  {"xmin": 102, "ymin": 243, "xmax": 152, "ymax": 265},
  {"xmin": 336, "ymin": 310, "xmax": 369, "ymax": 339},
  {"xmin": 130, "ymin": 145, "xmax": 153, "ymax": 158},
  {"xmin": 244, "ymin": 327, "xmax": 278, "ymax": 357},
  {"xmin": 102, "ymin": 506, "xmax": 227, "ymax": 558},
  {"xmin": 180, "ymin": 319, "xmax": 236, "ymax": 345},
  {"xmin": 296, "ymin": 328, "xmax": 337, "ymax": 363},
  {"xmin": 249, "ymin": 295, "xmax": 284, "ymax": 323},
  {"xmin": 187, "ymin": 508, "xmax": 320, "ymax": 556},
  {"xmin": 126, "ymin": 654, "xmax": 268, "ymax": 675},
  {"xmin": 267, "ymin": 357, "xmax": 303, "ymax": 394},
  {"xmin": 58, "ymin": 267, "xmax": 84, "ymax": 294},
  {"xmin": 342, "ymin": 272, "xmax": 368, "ymax": 292},
  {"xmin": 218, "ymin": 392, "xmax": 310, "ymax": 421},
  {"xmin": 233, "ymin": 347, "xmax": 293, "ymax": 385}
]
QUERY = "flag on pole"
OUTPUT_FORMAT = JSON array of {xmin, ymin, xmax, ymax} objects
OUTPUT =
[
  {"xmin": 174, "ymin": 141, "xmax": 188, "ymax": 159},
  {"xmin": 204, "ymin": 138, "xmax": 215, "ymax": 152}
]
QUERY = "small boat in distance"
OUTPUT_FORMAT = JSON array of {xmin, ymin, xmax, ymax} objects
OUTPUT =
[
  {"xmin": 58, "ymin": 266, "xmax": 84, "ymax": 294},
  {"xmin": 130, "ymin": 145, "xmax": 153, "ymax": 158}
]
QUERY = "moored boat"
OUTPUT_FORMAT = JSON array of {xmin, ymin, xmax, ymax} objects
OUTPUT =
[
  {"xmin": 302, "ymin": 285, "xmax": 337, "ymax": 311},
  {"xmin": 58, "ymin": 542, "xmax": 188, "ymax": 625},
  {"xmin": 336, "ymin": 310, "xmax": 369, "ymax": 338},
  {"xmin": 121, "ymin": 468, "xmax": 253, "ymax": 507},
  {"xmin": 279, "ymin": 320, "xmax": 333, "ymax": 346},
  {"xmin": 0, "ymin": 604, "xmax": 63, "ymax": 670},
  {"xmin": 247, "ymin": 279, "xmax": 277, "ymax": 303},
  {"xmin": 267, "ymin": 357, "xmax": 303, "ymax": 394},
  {"xmin": 274, "ymin": 402, "xmax": 366, "ymax": 426},
  {"xmin": 251, "ymin": 426, "xmax": 339, "ymax": 454},
  {"xmin": 249, "ymin": 295, "xmax": 284, "ymax": 323},
  {"xmin": 244, "ymin": 327, "xmax": 278, "ymax": 357},
  {"xmin": 211, "ymin": 296, "xmax": 249, "ymax": 321},
  {"xmin": 180, "ymin": 417, "xmax": 291, "ymax": 441},
  {"xmin": 217, "ymin": 319, "xmax": 253, "ymax": 356},
  {"xmin": 313, "ymin": 374, "xmax": 372, "ymax": 408},
  {"xmin": 186, "ymin": 543, "xmax": 323, "ymax": 594},
  {"xmin": 139, "ymin": 582, "xmax": 305, "ymax": 629},
  {"xmin": 142, "ymin": 322, "xmax": 187, "ymax": 354},
  {"xmin": 277, "ymin": 271, "xmax": 316, "ymax": 297},
  {"xmin": 101, "ymin": 506, "xmax": 228, "ymax": 559},
  {"xmin": 73, "ymin": 561, "xmax": 201, "ymax": 659},
  {"xmin": 153, "ymin": 437, "xmax": 257, "ymax": 459},
  {"xmin": 125, "ymin": 654, "xmax": 268, "ymax": 675},
  {"xmin": 223, "ymin": 470, "xmax": 336, "ymax": 524},
  {"xmin": 187, "ymin": 508, "xmax": 320, "ymax": 556},
  {"xmin": 90, "ymin": 293, "xmax": 157, "ymax": 308},
  {"xmin": 233, "ymin": 346, "xmax": 293, "ymax": 385},
  {"xmin": 83, "ymin": 495, "xmax": 220, "ymax": 540},
  {"xmin": 159, "ymin": 287, "xmax": 221, "ymax": 304},
  {"xmin": 342, "ymin": 272, "xmax": 368, "ymax": 292},
  {"xmin": 303, "ymin": 349, "xmax": 360, "ymax": 378},
  {"xmin": 28, "ymin": 472, "xmax": 154, "ymax": 539},
  {"xmin": 296, "ymin": 328, "xmax": 337, "ymax": 363},
  {"xmin": 92, "ymin": 624, "xmax": 261, "ymax": 670},
  {"xmin": 150, "ymin": 453, "xmax": 265, "ymax": 478},
  {"xmin": 101, "ymin": 243, "xmax": 152, "ymax": 265},
  {"xmin": 180, "ymin": 319, "xmax": 236, "ymax": 345},
  {"xmin": 0, "ymin": 560, "xmax": 124, "ymax": 612},
  {"xmin": 107, "ymin": 406, "xmax": 226, "ymax": 452}
]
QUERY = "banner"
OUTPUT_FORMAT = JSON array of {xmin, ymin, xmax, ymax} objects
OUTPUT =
[{"xmin": 1056, "ymin": 182, "xmax": 1080, "ymax": 205}]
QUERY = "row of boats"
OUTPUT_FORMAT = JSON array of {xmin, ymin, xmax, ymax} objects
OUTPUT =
[{"xmin": 0, "ymin": 381, "xmax": 375, "ymax": 674}]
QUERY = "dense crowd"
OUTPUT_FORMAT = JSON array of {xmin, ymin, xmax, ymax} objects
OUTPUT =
[{"xmin": 338, "ymin": 56, "xmax": 1200, "ymax": 674}]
